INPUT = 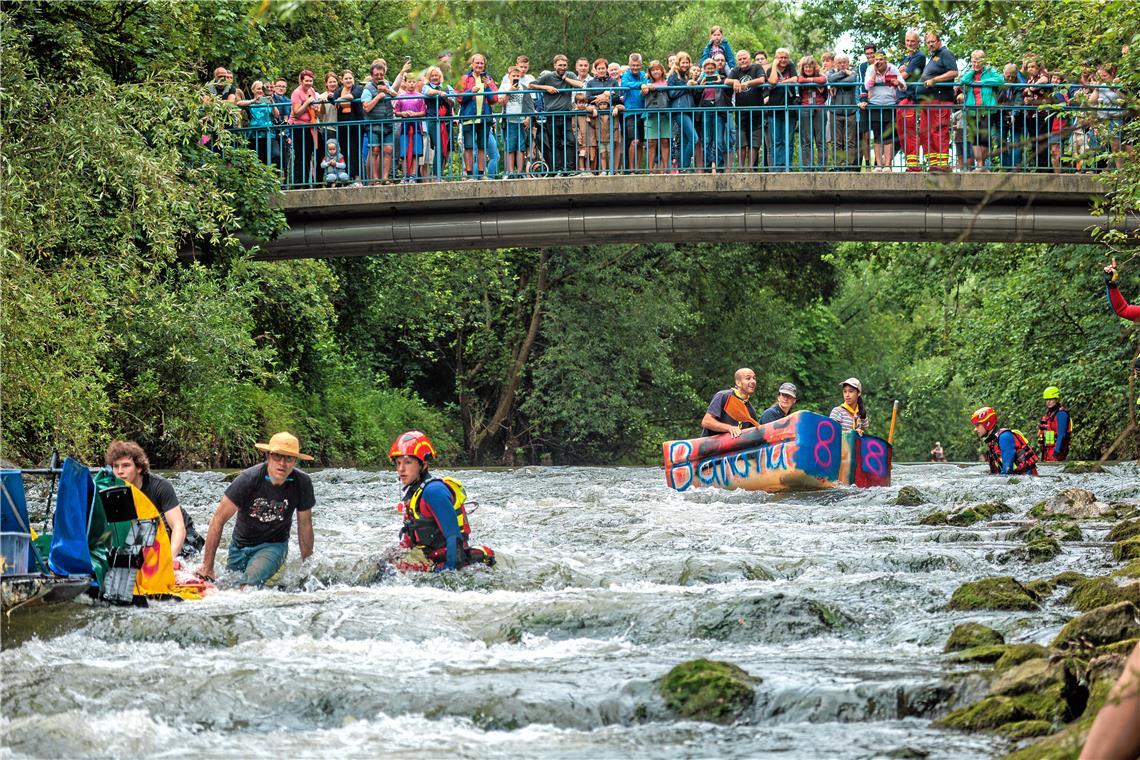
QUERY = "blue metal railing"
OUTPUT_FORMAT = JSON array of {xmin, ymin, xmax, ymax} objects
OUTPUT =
[{"xmin": 225, "ymin": 82, "xmax": 1128, "ymax": 188}]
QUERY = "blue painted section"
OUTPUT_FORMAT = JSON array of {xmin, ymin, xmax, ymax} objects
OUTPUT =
[{"xmin": 47, "ymin": 457, "xmax": 94, "ymax": 577}]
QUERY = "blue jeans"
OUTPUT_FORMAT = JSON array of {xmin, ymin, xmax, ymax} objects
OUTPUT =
[
  {"xmin": 671, "ymin": 112, "xmax": 697, "ymax": 169},
  {"xmin": 702, "ymin": 111, "xmax": 728, "ymax": 169},
  {"xmin": 227, "ymin": 541, "xmax": 288, "ymax": 587},
  {"xmin": 771, "ymin": 111, "xmax": 797, "ymax": 172}
]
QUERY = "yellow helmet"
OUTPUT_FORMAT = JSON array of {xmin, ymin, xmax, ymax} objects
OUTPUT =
[{"xmin": 1042, "ymin": 386, "xmax": 1061, "ymax": 400}]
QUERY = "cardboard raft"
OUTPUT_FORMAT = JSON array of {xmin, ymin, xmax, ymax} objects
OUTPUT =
[{"xmin": 663, "ymin": 410, "xmax": 892, "ymax": 493}]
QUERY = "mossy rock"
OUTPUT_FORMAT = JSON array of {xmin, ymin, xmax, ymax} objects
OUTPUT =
[
  {"xmin": 1112, "ymin": 559, "xmax": 1140, "ymax": 579},
  {"xmin": 993, "ymin": 643, "xmax": 1051, "ymax": 673},
  {"xmin": 919, "ymin": 510, "xmax": 949, "ymax": 526},
  {"xmin": 1096, "ymin": 636, "xmax": 1140, "ymax": 655},
  {"xmin": 949, "ymin": 644, "xmax": 1009, "ymax": 664},
  {"xmin": 1061, "ymin": 461, "xmax": 1105, "ymax": 474},
  {"xmin": 989, "ymin": 658, "xmax": 1065, "ymax": 698},
  {"xmin": 658, "ymin": 658, "xmax": 758, "ymax": 724},
  {"xmin": 944, "ymin": 623, "xmax": 1005, "ymax": 653},
  {"xmin": 1024, "ymin": 578, "xmax": 1056, "ymax": 600},
  {"xmin": 1112, "ymin": 536, "xmax": 1140, "ymax": 562},
  {"xmin": 895, "ymin": 486, "xmax": 927, "ymax": 506},
  {"xmin": 1009, "ymin": 522, "xmax": 1082, "ymax": 545},
  {"xmin": 948, "ymin": 576, "xmax": 1040, "ymax": 611},
  {"xmin": 1064, "ymin": 577, "xmax": 1140, "ymax": 612},
  {"xmin": 1051, "ymin": 570, "xmax": 1089, "ymax": 587},
  {"xmin": 934, "ymin": 695, "xmax": 1038, "ymax": 730},
  {"xmin": 948, "ymin": 501, "xmax": 1012, "ymax": 527},
  {"xmin": 1106, "ymin": 519, "xmax": 1140, "ymax": 543},
  {"xmin": 1011, "ymin": 537, "xmax": 1063, "ymax": 564},
  {"xmin": 926, "ymin": 531, "xmax": 982, "ymax": 543},
  {"xmin": 1051, "ymin": 521, "xmax": 1082, "ymax": 542},
  {"xmin": 1052, "ymin": 601, "xmax": 1140, "ymax": 649},
  {"xmin": 995, "ymin": 719, "xmax": 1055, "ymax": 740}
]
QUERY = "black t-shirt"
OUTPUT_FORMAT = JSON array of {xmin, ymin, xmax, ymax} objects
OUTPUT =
[
  {"xmin": 140, "ymin": 473, "xmax": 179, "ymax": 517},
  {"xmin": 224, "ymin": 463, "xmax": 315, "ymax": 548},
  {"xmin": 767, "ymin": 63, "xmax": 797, "ymax": 107},
  {"xmin": 535, "ymin": 71, "xmax": 575, "ymax": 113},
  {"xmin": 919, "ymin": 46, "xmax": 958, "ymax": 101},
  {"xmin": 730, "ymin": 64, "xmax": 767, "ymax": 108}
]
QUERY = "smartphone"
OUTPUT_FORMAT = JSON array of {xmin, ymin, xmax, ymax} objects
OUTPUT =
[{"xmin": 404, "ymin": 55, "xmax": 412, "ymax": 62}]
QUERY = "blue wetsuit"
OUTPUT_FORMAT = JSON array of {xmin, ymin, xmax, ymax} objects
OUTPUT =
[
  {"xmin": 417, "ymin": 479, "xmax": 463, "ymax": 570},
  {"xmin": 1052, "ymin": 409, "xmax": 1070, "ymax": 458},
  {"xmin": 996, "ymin": 430, "xmax": 1018, "ymax": 474}
]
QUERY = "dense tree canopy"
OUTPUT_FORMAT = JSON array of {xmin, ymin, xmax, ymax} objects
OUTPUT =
[{"xmin": 2, "ymin": 0, "xmax": 1137, "ymax": 468}]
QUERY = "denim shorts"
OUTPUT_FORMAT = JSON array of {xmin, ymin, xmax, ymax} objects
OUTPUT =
[
  {"xmin": 462, "ymin": 121, "xmax": 490, "ymax": 149},
  {"xmin": 505, "ymin": 121, "xmax": 530, "ymax": 153},
  {"xmin": 369, "ymin": 124, "xmax": 394, "ymax": 146},
  {"xmin": 227, "ymin": 541, "xmax": 288, "ymax": 587}
]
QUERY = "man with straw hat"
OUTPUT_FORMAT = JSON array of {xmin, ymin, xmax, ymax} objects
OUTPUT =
[{"xmin": 197, "ymin": 432, "xmax": 316, "ymax": 588}]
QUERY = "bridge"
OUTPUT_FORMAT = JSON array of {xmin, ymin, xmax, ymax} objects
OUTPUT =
[{"xmin": 254, "ymin": 173, "xmax": 1134, "ymax": 259}]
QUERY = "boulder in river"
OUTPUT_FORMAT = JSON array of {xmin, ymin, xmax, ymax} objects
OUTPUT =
[
  {"xmin": 944, "ymin": 623, "xmax": 1004, "ymax": 653},
  {"xmin": 894, "ymin": 486, "xmax": 927, "ymax": 506},
  {"xmin": 947, "ymin": 501, "xmax": 1011, "ymax": 527},
  {"xmin": 1052, "ymin": 601, "xmax": 1140, "ymax": 649},
  {"xmin": 948, "ymin": 576, "xmax": 1040, "ymax": 611},
  {"xmin": 993, "ymin": 643, "xmax": 1050, "ymax": 673},
  {"xmin": 938, "ymin": 657, "xmax": 1080, "ymax": 731},
  {"xmin": 1009, "ymin": 536, "xmax": 1063, "ymax": 564},
  {"xmin": 1064, "ymin": 577, "xmax": 1140, "ymax": 612},
  {"xmin": 658, "ymin": 658, "xmax": 758, "ymax": 724},
  {"xmin": 1113, "ymin": 559, "xmax": 1140, "ymax": 579},
  {"xmin": 1112, "ymin": 536, "xmax": 1140, "ymax": 562},
  {"xmin": 1061, "ymin": 461, "xmax": 1105, "ymax": 474},
  {"xmin": 1034, "ymin": 488, "xmax": 1111, "ymax": 519},
  {"xmin": 1106, "ymin": 518, "xmax": 1140, "ymax": 543}
]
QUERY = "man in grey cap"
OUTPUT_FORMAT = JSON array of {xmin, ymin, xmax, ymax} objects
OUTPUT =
[{"xmin": 759, "ymin": 382, "xmax": 798, "ymax": 424}]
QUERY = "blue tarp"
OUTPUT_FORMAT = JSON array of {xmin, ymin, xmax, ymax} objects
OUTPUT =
[
  {"xmin": 48, "ymin": 457, "xmax": 94, "ymax": 577},
  {"xmin": 1, "ymin": 470, "xmax": 31, "ymax": 533}
]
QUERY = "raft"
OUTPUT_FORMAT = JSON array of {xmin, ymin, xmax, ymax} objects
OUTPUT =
[{"xmin": 662, "ymin": 410, "xmax": 892, "ymax": 493}]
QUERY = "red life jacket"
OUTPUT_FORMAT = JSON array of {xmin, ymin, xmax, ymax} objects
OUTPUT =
[
  {"xmin": 985, "ymin": 428, "xmax": 1039, "ymax": 475},
  {"xmin": 1037, "ymin": 405, "xmax": 1071, "ymax": 461}
]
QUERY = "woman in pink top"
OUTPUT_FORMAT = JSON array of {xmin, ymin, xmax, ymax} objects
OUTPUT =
[
  {"xmin": 394, "ymin": 76, "xmax": 427, "ymax": 181},
  {"xmin": 289, "ymin": 69, "xmax": 325, "ymax": 187}
]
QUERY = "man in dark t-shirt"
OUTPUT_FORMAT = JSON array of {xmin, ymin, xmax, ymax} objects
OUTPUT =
[
  {"xmin": 198, "ymin": 432, "xmax": 316, "ymax": 588},
  {"xmin": 730, "ymin": 50, "xmax": 767, "ymax": 169},
  {"xmin": 918, "ymin": 31, "xmax": 958, "ymax": 171},
  {"xmin": 106, "ymin": 440, "xmax": 200, "ymax": 560},
  {"xmin": 700, "ymin": 368, "xmax": 760, "ymax": 437},
  {"xmin": 534, "ymin": 54, "xmax": 584, "ymax": 174},
  {"xmin": 759, "ymin": 382, "xmax": 799, "ymax": 425},
  {"xmin": 896, "ymin": 30, "xmax": 927, "ymax": 171}
]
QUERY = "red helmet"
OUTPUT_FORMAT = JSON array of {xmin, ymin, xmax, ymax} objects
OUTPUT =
[
  {"xmin": 970, "ymin": 407, "xmax": 998, "ymax": 434},
  {"xmin": 388, "ymin": 430, "xmax": 436, "ymax": 464}
]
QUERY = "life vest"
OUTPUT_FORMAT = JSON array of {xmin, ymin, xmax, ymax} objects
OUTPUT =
[
  {"xmin": 1037, "ymin": 405, "xmax": 1071, "ymax": 461},
  {"xmin": 400, "ymin": 476, "xmax": 472, "ymax": 564},
  {"xmin": 985, "ymin": 428, "xmax": 1039, "ymax": 475}
]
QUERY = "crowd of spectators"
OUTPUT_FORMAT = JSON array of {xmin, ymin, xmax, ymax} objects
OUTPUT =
[{"xmin": 208, "ymin": 26, "xmax": 1129, "ymax": 187}]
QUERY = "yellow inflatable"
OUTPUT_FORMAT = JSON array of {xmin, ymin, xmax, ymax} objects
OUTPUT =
[{"xmin": 122, "ymin": 483, "xmax": 204, "ymax": 601}]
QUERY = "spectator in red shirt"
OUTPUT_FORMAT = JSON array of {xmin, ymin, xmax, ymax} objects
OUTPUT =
[{"xmin": 1105, "ymin": 257, "xmax": 1140, "ymax": 321}]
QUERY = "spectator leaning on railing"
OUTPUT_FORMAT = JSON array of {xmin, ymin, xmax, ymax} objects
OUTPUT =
[
  {"xmin": 917, "ymin": 31, "xmax": 958, "ymax": 171},
  {"xmin": 896, "ymin": 30, "xmax": 926, "ymax": 171},
  {"xmin": 956, "ymin": 50, "xmax": 1004, "ymax": 172},
  {"xmin": 766, "ymin": 48, "xmax": 799, "ymax": 171},
  {"xmin": 827, "ymin": 54, "xmax": 859, "ymax": 170},
  {"xmin": 730, "ymin": 50, "xmax": 768, "ymax": 171},
  {"xmin": 620, "ymin": 54, "xmax": 649, "ymax": 173},
  {"xmin": 864, "ymin": 52, "xmax": 906, "ymax": 171}
]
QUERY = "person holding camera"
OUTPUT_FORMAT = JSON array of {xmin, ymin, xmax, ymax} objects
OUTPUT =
[
  {"xmin": 863, "ymin": 52, "xmax": 907, "ymax": 171},
  {"xmin": 501, "ymin": 60, "xmax": 536, "ymax": 178},
  {"xmin": 955, "ymin": 50, "xmax": 1004, "ymax": 172},
  {"xmin": 457, "ymin": 53, "xmax": 503, "ymax": 179}
]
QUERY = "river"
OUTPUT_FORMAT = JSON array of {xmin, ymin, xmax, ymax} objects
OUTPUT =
[{"xmin": 2, "ymin": 462, "xmax": 1138, "ymax": 758}]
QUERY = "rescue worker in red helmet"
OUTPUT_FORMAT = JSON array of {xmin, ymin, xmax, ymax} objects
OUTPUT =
[
  {"xmin": 971, "ymin": 407, "xmax": 1038, "ymax": 476},
  {"xmin": 388, "ymin": 430, "xmax": 494, "ymax": 571}
]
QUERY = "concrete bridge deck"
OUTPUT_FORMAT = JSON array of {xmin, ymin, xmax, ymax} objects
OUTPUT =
[{"xmin": 254, "ymin": 172, "xmax": 1132, "ymax": 258}]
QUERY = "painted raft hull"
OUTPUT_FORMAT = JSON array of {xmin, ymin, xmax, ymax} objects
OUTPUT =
[{"xmin": 663, "ymin": 410, "xmax": 892, "ymax": 493}]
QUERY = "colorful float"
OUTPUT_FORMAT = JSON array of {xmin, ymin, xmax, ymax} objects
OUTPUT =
[
  {"xmin": 1, "ymin": 457, "xmax": 207, "ymax": 613},
  {"xmin": 662, "ymin": 410, "xmax": 893, "ymax": 493}
]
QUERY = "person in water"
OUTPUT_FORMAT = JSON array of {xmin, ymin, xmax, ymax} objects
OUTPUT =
[
  {"xmin": 197, "ymin": 431, "xmax": 316, "ymax": 588},
  {"xmin": 1038, "ymin": 386, "xmax": 1071, "ymax": 462},
  {"xmin": 1104, "ymin": 257, "xmax": 1140, "ymax": 322},
  {"xmin": 105, "ymin": 440, "xmax": 204, "ymax": 561},
  {"xmin": 759, "ymin": 382, "xmax": 798, "ymax": 424},
  {"xmin": 701, "ymin": 367, "xmax": 760, "ymax": 437},
  {"xmin": 389, "ymin": 430, "xmax": 494, "ymax": 571},
  {"xmin": 829, "ymin": 377, "xmax": 868, "ymax": 434},
  {"xmin": 971, "ymin": 407, "xmax": 1038, "ymax": 476},
  {"xmin": 928, "ymin": 441, "xmax": 947, "ymax": 462}
]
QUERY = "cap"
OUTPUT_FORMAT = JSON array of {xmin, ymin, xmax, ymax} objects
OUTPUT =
[
  {"xmin": 840, "ymin": 377, "xmax": 863, "ymax": 393},
  {"xmin": 778, "ymin": 382, "xmax": 798, "ymax": 399}
]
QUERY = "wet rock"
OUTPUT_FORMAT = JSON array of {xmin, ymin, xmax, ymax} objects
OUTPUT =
[
  {"xmin": 947, "ymin": 576, "xmax": 1039, "ymax": 612},
  {"xmin": 1011, "ymin": 537, "xmax": 1063, "ymax": 564},
  {"xmin": 1061, "ymin": 461, "xmax": 1105, "ymax": 474},
  {"xmin": 1038, "ymin": 488, "xmax": 1111, "ymax": 519},
  {"xmin": 944, "ymin": 623, "xmax": 1004, "ymax": 653},
  {"xmin": 918, "ymin": 510, "xmax": 948, "ymax": 526},
  {"xmin": 1097, "ymin": 636, "xmax": 1140, "ymax": 655},
  {"xmin": 1065, "ymin": 577, "xmax": 1140, "ymax": 612},
  {"xmin": 993, "ymin": 643, "xmax": 1050, "ymax": 673},
  {"xmin": 989, "ymin": 657, "xmax": 1063, "ymax": 697},
  {"xmin": 882, "ymin": 749, "xmax": 929, "ymax": 759},
  {"xmin": 1052, "ymin": 601, "xmax": 1140, "ymax": 649},
  {"xmin": 658, "ymin": 658, "xmax": 758, "ymax": 723},
  {"xmin": 895, "ymin": 486, "xmax": 927, "ymax": 506},
  {"xmin": 994, "ymin": 719, "xmax": 1053, "ymax": 740},
  {"xmin": 934, "ymin": 695, "xmax": 1037, "ymax": 730},
  {"xmin": 1112, "ymin": 536, "xmax": 1140, "ymax": 562},
  {"xmin": 1052, "ymin": 570, "xmax": 1089, "ymax": 587},
  {"xmin": 1113, "ymin": 559, "xmax": 1140, "ymax": 579},
  {"xmin": 949, "ymin": 644, "xmax": 1009, "ymax": 664},
  {"xmin": 1007, "ymin": 522, "xmax": 1080, "ymax": 543},
  {"xmin": 947, "ymin": 501, "xmax": 1012, "ymax": 527},
  {"xmin": 1106, "ymin": 518, "xmax": 1140, "ymax": 543},
  {"xmin": 1024, "ymin": 578, "xmax": 1055, "ymax": 599}
]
